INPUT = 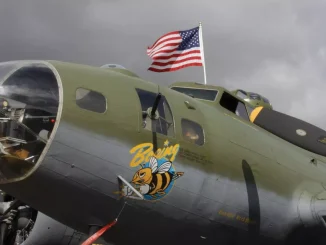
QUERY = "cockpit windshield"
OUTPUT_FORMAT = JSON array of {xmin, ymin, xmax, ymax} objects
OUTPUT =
[
  {"xmin": 170, "ymin": 86, "xmax": 218, "ymax": 101},
  {"xmin": 248, "ymin": 92, "xmax": 261, "ymax": 100}
]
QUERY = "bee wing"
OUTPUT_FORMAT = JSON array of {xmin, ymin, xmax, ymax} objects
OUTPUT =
[
  {"xmin": 149, "ymin": 156, "xmax": 158, "ymax": 173},
  {"xmin": 157, "ymin": 161, "xmax": 172, "ymax": 173}
]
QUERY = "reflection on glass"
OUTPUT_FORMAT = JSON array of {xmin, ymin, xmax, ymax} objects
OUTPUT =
[
  {"xmin": 236, "ymin": 90, "xmax": 248, "ymax": 100},
  {"xmin": 76, "ymin": 88, "xmax": 107, "ymax": 113},
  {"xmin": 181, "ymin": 118, "xmax": 204, "ymax": 146},
  {"xmin": 171, "ymin": 87, "xmax": 218, "ymax": 101},
  {"xmin": 0, "ymin": 63, "xmax": 59, "ymax": 183},
  {"xmin": 235, "ymin": 102, "xmax": 250, "ymax": 121},
  {"xmin": 0, "ymin": 63, "xmax": 16, "ymax": 84},
  {"xmin": 246, "ymin": 104, "xmax": 255, "ymax": 117}
]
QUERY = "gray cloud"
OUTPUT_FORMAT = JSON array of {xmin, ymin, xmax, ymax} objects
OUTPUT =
[{"xmin": 0, "ymin": 0, "xmax": 326, "ymax": 128}]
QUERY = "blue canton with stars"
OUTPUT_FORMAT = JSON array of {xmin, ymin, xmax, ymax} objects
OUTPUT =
[{"xmin": 177, "ymin": 27, "xmax": 200, "ymax": 51}]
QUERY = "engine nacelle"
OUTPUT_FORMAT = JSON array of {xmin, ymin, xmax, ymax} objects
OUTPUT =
[
  {"xmin": 21, "ymin": 211, "xmax": 84, "ymax": 245},
  {"xmin": 0, "ymin": 197, "xmax": 109, "ymax": 245}
]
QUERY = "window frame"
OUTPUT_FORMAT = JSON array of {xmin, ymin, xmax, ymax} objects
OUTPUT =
[
  {"xmin": 170, "ymin": 86, "xmax": 219, "ymax": 102},
  {"xmin": 181, "ymin": 118, "xmax": 205, "ymax": 146},
  {"xmin": 235, "ymin": 90, "xmax": 248, "ymax": 100},
  {"xmin": 219, "ymin": 91, "xmax": 251, "ymax": 121},
  {"xmin": 248, "ymin": 92, "xmax": 261, "ymax": 100},
  {"xmin": 135, "ymin": 88, "xmax": 176, "ymax": 138},
  {"xmin": 75, "ymin": 87, "xmax": 107, "ymax": 114}
]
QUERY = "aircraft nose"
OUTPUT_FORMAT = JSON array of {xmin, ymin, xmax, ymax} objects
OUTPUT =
[{"xmin": 0, "ymin": 61, "xmax": 60, "ymax": 184}]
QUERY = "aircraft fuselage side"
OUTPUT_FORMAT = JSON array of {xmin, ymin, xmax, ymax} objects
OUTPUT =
[{"xmin": 0, "ymin": 60, "xmax": 325, "ymax": 245}]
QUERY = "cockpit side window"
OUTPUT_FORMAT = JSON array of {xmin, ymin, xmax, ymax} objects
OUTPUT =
[
  {"xmin": 236, "ymin": 90, "xmax": 248, "ymax": 100},
  {"xmin": 245, "ymin": 104, "xmax": 255, "ymax": 116},
  {"xmin": 220, "ymin": 92, "xmax": 250, "ymax": 121},
  {"xmin": 135, "ymin": 88, "xmax": 174, "ymax": 137},
  {"xmin": 75, "ymin": 88, "xmax": 107, "ymax": 113},
  {"xmin": 181, "ymin": 118, "xmax": 205, "ymax": 145}
]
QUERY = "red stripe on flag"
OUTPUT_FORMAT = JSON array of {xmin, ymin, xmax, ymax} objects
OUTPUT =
[
  {"xmin": 146, "ymin": 27, "xmax": 203, "ymax": 72},
  {"xmin": 147, "ymin": 37, "xmax": 182, "ymax": 54},
  {"xmin": 151, "ymin": 56, "xmax": 202, "ymax": 66},
  {"xmin": 151, "ymin": 50, "xmax": 201, "ymax": 60},
  {"xmin": 150, "ymin": 48, "xmax": 179, "ymax": 58},
  {"xmin": 147, "ymin": 31, "xmax": 179, "ymax": 50},
  {"xmin": 148, "ymin": 43, "xmax": 181, "ymax": 57}
]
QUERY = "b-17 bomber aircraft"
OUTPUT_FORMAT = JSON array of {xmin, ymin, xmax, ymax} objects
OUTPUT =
[{"xmin": 0, "ymin": 60, "xmax": 324, "ymax": 245}]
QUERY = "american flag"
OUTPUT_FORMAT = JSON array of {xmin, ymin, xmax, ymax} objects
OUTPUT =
[{"xmin": 147, "ymin": 27, "xmax": 203, "ymax": 72}]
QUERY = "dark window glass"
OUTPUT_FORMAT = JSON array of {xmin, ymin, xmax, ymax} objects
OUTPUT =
[
  {"xmin": 220, "ymin": 92, "xmax": 250, "ymax": 121},
  {"xmin": 76, "ymin": 88, "xmax": 107, "ymax": 113},
  {"xmin": 171, "ymin": 87, "xmax": 218, "ymax": 101},
  {"xmin": 181, "ymin": 119, "xmax": 204, "ymax": 145},
  {"xmin": 135, "ymin": 88, "xmax": 174, "ymax": 137}
]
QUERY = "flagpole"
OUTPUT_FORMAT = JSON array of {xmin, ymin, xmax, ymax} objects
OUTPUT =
[{"xmin": 199, "ymin": 22, "xmax": 207, "ymax": 85}]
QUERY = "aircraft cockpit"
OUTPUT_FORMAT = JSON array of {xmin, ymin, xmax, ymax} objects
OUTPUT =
[
  {"xmin": 169, "ymin": 82, "xmax": 254, "ymax": 122},
  {"xmin": 170, "ymin": 82, "xmax": 326, "ymax": 159},
  {"xmin": 232, "ymin": 89, "xmax": 273, "ymax": 110},
  {"xmin": 0, "ymin": 61, "xmax": 60, "ymax": 182},
  {"xmin": 170, "ymin": 85, "xmax": 218, "ymax": 101}
]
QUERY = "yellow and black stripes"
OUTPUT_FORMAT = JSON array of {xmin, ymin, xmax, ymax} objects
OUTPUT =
[
  {"xmin": 249, "ymin": 106, "xmax": 263, "ymax": 123},
  {"xmin": 149, "ymin": 172, "xmax": 172, "ymax": 195}
]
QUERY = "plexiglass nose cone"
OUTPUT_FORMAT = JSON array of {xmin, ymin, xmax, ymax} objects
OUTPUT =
[{"xmin": 0, "ymin": 61, "xmax": 60, "ymax": 183}]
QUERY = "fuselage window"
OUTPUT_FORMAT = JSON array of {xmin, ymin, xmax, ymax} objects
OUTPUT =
[
  {"xmin": 181, "ymin": 118, "xmax": 204, "ymax": 145},
  {"xmin": 220, "ymin": 92, "xmax": 250, "ymax": 121},
  {"xmin": 75, "ymin": 88, "xmax": 107, "ymax": 113},
  {"xmin": 135, "ymin": 88, "xmax": 174, "ymax": 137}
]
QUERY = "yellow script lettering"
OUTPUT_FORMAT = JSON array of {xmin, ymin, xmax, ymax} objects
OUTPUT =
[
  {"xmin": 129, "ymin": 143, "xmax": 153, "ymax": 167},
  {"xmin": 129, "ymin": 142, "xmax": 180, "ymax": 167},
  {"xmin": 170, "ymin": 144, "xmax": 180, "ymax": 162}
]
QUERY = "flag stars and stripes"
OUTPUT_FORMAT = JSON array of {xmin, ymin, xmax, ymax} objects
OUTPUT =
[{"xmin": 147, "ymin": 26, "xmax": 203, "ymax": 72}]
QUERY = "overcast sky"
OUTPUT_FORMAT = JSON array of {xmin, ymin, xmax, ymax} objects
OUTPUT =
[{"xmin": 0, "ymin": 0, "xmax": 325, "ymax": 129}]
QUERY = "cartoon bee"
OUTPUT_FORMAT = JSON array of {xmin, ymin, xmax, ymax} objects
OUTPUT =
[{"xmin": 131, "ymin": 156, "xmax": 184, "ymax": 198}]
